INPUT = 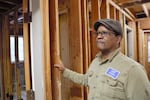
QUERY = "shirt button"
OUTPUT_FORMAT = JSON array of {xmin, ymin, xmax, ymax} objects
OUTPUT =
[
  {"xmin": 93, "ymin": 86, "xmax": 96, "ymax": 89},
  {"xmin": 96, "ymin": 75, "xmax": 98, "ymax": 78}
]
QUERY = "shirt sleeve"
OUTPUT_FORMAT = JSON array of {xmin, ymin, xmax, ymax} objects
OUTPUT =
[
  {"xmin": 125, "ymin": 65, "xmax": 150, "ymax": 100},
  {"xmin": 63, "ymin": 68, "xmax": 88, "ymax": 86}
]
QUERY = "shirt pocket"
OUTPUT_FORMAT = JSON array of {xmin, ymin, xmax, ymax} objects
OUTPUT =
[{"xmin": 101, "ymin": 77, "xmax": 126, "ymax": 100}]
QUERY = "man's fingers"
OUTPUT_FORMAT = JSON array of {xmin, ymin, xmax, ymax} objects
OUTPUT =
[{"xmin": 54, "ymin": 64, "xmax": 60, "ymax": 67}]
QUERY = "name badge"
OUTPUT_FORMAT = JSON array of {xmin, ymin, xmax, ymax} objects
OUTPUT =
[{"xmin": 105, "ymin": 67, "xmax": 120, "ymax": 79}]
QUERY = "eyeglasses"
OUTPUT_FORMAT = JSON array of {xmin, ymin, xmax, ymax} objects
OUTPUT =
[{"xmin": 95, "ymin": 31, "xmax": 113, "ymax": 36}]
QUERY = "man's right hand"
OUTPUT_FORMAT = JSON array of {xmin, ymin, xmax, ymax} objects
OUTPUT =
[{"xmin": 54, "ymin": 61, "xmax": 65, "ymax": 72}]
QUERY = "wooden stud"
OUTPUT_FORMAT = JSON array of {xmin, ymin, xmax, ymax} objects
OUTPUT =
[
  {"xmin": 116, "ymin": 9, "xmax": 120, "ymax": 21},
  {"xmin": 91, "ymin": 0, "xmax": 100, "ymax": 23},
  {"xmin": 81, "ymin": 0, "xmax": 89, "ymax": 99},
  {"xmin": 110, "ymin": 4, "xmax": 116, "ymax": 19},
  {"xmin": 100, "ymin": 0, "xmax": 110, "ymax": 19},
  {"xmin": 40, "ymin": 0, "xmax": 52, "ymax": 99},
  {"xmin": 23, "ymin": 0, "xmax": 31, "ymax": 93},
  {"xmin": 90, "ymin": 0, "xmax": 100, "ymax": 59},
  {"xmin": 50, "ymin": 0, "xmax": 61, "ymax": 100},
  {"xmin": 68, "ymin": 0, "xmax": 84, "ymax": 99},
  {"xmin": 2, "ymin": 15, "xmax": 10, "ymax": 100},
  {"xmin": 0, "ymin": 15, "xmax": 2, "ymax": 100},
  {"xmin": 128, "ymin": 21, "xmax": 138, "ymax": 61},
  {"xmin": 108, "ymin": 0, "xmax": 134, "ymax": 21},
  {"xmin": 0, "ymin": 15, "xmax": 4, "ymax": 100}
]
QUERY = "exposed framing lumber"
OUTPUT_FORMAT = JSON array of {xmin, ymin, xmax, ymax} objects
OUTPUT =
[
  {"xmin": 49, "ymin": 0, "xmax": 61, "ymax": 100},
  {"xmin": 124, "ymin": 8, "xmax": 136, "ymax": 19},
  {"xmin": 81, "ymin": 0, "xmax": 90, "ymax": 99},
  {"xmin": 23, "ymin": 0, "xmax": 31, "ymax": 95},
  {"xmin": 0, "ymin": 15, "xmax": 4, "ymax": 100},
  {"xmin": 68, "ymin": 0, "xmax": 84, "ymax": 99},
  {"xmin": 91, "ymin": 0, "xmax": 100, "ymax": 23},
  {"xmin": 40, "ymin": 0, "xmax": 52, "ymax": 99},
  {"xmin": 100, "ymin": 0, "xmax": 110, "ymax": 19},
  {"xmin": 135, "ymin": 17, "xmax": 150, "ymax": 21},
  {"xmin": 142, "ymin": 4, "xmax": 149, "ymax": 17},
  {"xmin": 108, "ymin": 0, "xmax": 134, "ymax": 21},
  {"xmin": 2, "ymin": 15, "xmax": 10, "ymax": 100},
  {"xmin": 110, "ymin": 4, "xmax": 116, "ymax": 19},
  {"xmin": 90, "ymin": 0, "xmax": 101, "ymax": 59},
  {"xmin": 81, "ymin": 0, "xmax": 89, "ymax": 74}
]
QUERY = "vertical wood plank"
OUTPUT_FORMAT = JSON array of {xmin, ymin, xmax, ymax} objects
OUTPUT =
[
  {"xmin": 23, "ymin": 0, "xmax": 31, "ymax": 92},
  {"xmin": 68, "ymin": 0, "xmax": 84, "ymax": 99},
  {"xmin": 0, "ymin": 15, "xmax": 3, "ymax": 100},
  {"xmin": 100, "ymin": 0, "xmax": 110, "ymax": 19},
  {"xmin": 40, "ymin": 0, "xmax": 52, "ymax": 99},
  {"xmin": 2, "ymin": 15, "xmax": 10, "ymax": 100},
  {"xmin": 90, "ymin": 0, "xmax": 100, "ymax": 59},
  {"xmin": 120, "ymin": 14, "xmax": 126, "ymax": 54},
  {"xmin": 137, "ymin": 22, "xmax": 144, "ymax": 64},
  {"xmin": 49, "ymin": 0, "xmax": 61, "ymax": 100},
  {"xmin": 91, "ymin": 0, "xmax": 100, "ymax": 24},
  {"xmin": 116, "ymin": 9, "xmax": 120, "ymax": 21},
  {"xmin": 110, "ymin": 5, "xmax": 116, "ymax": 19},
  {"xmin": 128, "ymin": 21, "xmax": 138, "ymax": 61},
  {"xmin": 81, "ymin": 0, "xmax": 89, "ymax": 99}
]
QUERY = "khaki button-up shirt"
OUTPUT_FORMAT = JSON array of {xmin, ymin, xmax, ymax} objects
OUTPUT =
[{"xmin": 63, "ymin": 48, "xmax": 150, "ymax": 100}]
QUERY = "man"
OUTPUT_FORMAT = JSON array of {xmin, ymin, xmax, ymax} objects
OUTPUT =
[{"xmin": 54, "ymin": 19, "xmax": 150, "ymax": 100}]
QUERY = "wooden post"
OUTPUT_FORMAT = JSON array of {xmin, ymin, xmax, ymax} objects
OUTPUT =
[
  {"xmin": 68, "ymin": 0, "xmax": 84, "ymax": 99},
  {"xmin": 110, "ymin": 4, "xmax": 116, "ymax": 19},
  {"xmin": 100, "ymin": 0, "xmax": 110, "ymax": 19},
  {"xmin": 40, "ymin": 0, "xmax": 52, "ymax": 99},
  {"xmin": 23, "ymin": 0, "xmax": 31, "ymax": 95},
  {"xmin": 0, "ymin": 15, "xmax": 4, "ymax": 100},
  {"xmin": 49, "ymin": 0, "xmax": 61, "ymax": 100},
  {"xmin": 81, "ymin": 0, "xmax": 90, "ymax": 99},
  {"xmin": 2, "ymin": 15, "xmax": 10, "ymax": 100},
  {"xmin": 90, "ymin": 0, "xmax": 101, "ymax": 59},
  {"xmin": 116, "ymin": 9, "xmax": 120, "ymax": 21}
]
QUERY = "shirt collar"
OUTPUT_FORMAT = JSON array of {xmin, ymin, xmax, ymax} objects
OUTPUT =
[{"xmin": 96, "ymin": 48, "xmax": 120, "ymax": 63}]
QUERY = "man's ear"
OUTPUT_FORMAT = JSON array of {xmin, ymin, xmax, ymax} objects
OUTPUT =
[{"xmin": 116, "ymin": 35, "xmax": 122, "ymax": 44}]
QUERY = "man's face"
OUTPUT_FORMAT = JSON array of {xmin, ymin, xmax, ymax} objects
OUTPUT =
[{"xmin": 96, "ymin": 26, "xmax": 121, "ymax": 53}]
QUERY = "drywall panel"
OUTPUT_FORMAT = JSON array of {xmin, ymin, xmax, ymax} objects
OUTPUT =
[{"xmin": 30, "ymin": 0, "xmax": 44, "ymax": 99}]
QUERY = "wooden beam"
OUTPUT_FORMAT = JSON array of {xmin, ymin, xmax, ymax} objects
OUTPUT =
[
  {"xmin": 90, "ymin": 0, "xmax": 101, "ymax": 59},
  {"xmin": 124, "ymin": 8, "xmax": 136, "ymax": 19},
  {"xmin": 40, "ymin": 0, "xmax": 52, "ymax": 99},
  {"xmin": 2, "ymin": 15, "xmax": 10, "ymax": 100},
  {"xmin": 0, "ymin": 15, "xmax": 4, "ymax": 100},
  {"xmin": 23, "ymin": 0, "xmax": 31, "ymax": 93},
  {"xmin": 100, "ymin": 0, "xmax": 110, "ymax": 19},
  {"xmin": 68, "ymin": 0, "xmax": 84, "ymax": 99},
  {"xmin": 50, "ymin": 0, "xmax": 61, "ymax": 100},
  {"xmin": 135, "ymin": 17, "xmax": 150, "ymax": 21},
  {"xmin": 91, "ymin": 0, "xmax": 100, "ymax": 23},
  {"xmin": 120, "ymin": 0, "xmax": 150, "ymax": 8},
  {"xmin": 110, "ymin": 4, "xmax": 116, "ymax": 19},
  {"xmin": 142, "ymin": 4, "xmax": 149, "ymax": 17},
  {"xmin": 81, "ymin": 0, "xmax": 89, "ymax": 99},
  {"xmin": 108, "ymin": 0, "xmax": 134, "ymax": 21}
]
